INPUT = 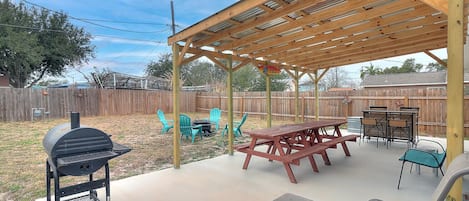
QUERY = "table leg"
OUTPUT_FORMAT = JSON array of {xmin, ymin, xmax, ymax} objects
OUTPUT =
[
  {"xmin": 335, "ymin": 125, "xmax": 352, "ymax": 156},
  {"xmin": 283, "ymin": 162, "xmax": 298, "ymax": 183},
  {"xmin": 300, "ymin": 131, "xmax": 324, "ymax": 171},
  {"xmin": 320, "ymin": 150, "xmax": 331, "ymax": 165},
  {"xmin": 307, "ymin": 155, "xmax": 319, "ymax": 172},
  {"xmin": 242, "ymin": 138, "xmax": 258, "ymax": 169}
]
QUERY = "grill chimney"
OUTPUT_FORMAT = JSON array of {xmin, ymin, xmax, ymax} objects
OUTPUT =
[{"xmin": 70, "ymin": 112, "xmax": 80, "ymax": 129}]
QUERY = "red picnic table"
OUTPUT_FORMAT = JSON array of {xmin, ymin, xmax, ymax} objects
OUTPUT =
[{"xmin": 235, "ymin": 120, "xmax": 360, "ymax": 183}]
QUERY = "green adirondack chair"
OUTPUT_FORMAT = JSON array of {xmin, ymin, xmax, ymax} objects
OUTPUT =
[
  {"xmin": 221, "ymin": 113, "xmax": 248, "ymax": 138},
  {"xmin": 180, "ymin": 114, "xmax": 203, "ymax": 143},
  {"xmin": 203, "ymin": 108, "xmax": 222, "ymax": 132},
  {"xmin": 157, "ymin": 109, "xmax": 173, "ymax": 134}
]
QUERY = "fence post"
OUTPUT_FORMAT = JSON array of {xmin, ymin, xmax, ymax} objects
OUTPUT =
[
  {"xmin": 302, "ymin": 94, "xmax": 306, "ymax": 122},
  {"xmin": 240, "ymin": 95, "xmax": 244, "ymax": 118}
]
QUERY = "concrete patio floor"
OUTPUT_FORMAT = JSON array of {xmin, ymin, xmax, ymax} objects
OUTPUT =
[{"xmin": 39, "ymin": 133, "xmax": 469, "ymax": 201}]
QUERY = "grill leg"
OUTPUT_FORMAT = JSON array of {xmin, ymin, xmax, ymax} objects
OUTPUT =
[
  {"xmin": 46, "ymin": 160, "xmax": 51, "ymax": 201},
  {"xmin": 89, "ymin": 173, "xmax": 93, "ymax": 198},
  {"xmin": 105, "ymin": 163, "xmax": 111, "ymax": 201},
  {"xmin": 53, "ymin": 170, "xmax": 60, "ymax": 201}
]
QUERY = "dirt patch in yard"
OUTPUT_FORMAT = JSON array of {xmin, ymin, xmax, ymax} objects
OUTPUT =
[{"xmin": 0, "ymin": 113, "xmax": 293, "ymax": 201}]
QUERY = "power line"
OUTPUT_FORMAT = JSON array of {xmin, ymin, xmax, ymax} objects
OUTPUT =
[
  {"xmin": 0, "ymin": 23, "xmax": 166, "ymax": 44},
  {"xmin": 21, "ymin": 0, "xmax": 171, "ymax": 34},
  {"xmin": 70, "ymin": 18, "xmax": 170, "ymax": 26},
  {"xmin": 0, "ymin": 23, "xmax": 66, "ymax": 33}
]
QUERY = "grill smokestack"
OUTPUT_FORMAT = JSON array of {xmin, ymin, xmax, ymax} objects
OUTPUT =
[{"xmin": 70, "ymin": 112, "xmax": 80, "ymax": 129}]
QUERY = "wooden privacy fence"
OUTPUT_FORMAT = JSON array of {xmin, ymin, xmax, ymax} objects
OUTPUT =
[
  {"xmin": 197, "ymin": 88, "xmax": 469, "ymax": 137},
  {"xmin": 1, "ymin": 87, "xmax": 468, "ymax": 137},
  {"xmin": 0, "ymin": 88, "xmax": 196, "ymax": 122}
]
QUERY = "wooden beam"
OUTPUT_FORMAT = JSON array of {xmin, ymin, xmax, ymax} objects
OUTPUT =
[
  {"xmin": 424, "ymin": 50, "xmax": 447, "ymax": 67},
  {"xmin": 446, "ymin": 0, "xmax": 465, "ymax": 199},
  {"xmin": 257, "ymin": 6, "xmax": 441, "ymax": 59},
  {"xmin": 180, "ymin": 55, "xmax": 202, "ymax": 66},
  {"xmin": 284, "ymin": 69, "xmax": 295, "ymax": 78},
  {"xmin": 292, "ymin": 30, "xmax": 447, "ymax": 67},
  {"xmin": 233, "ymin": 59, "xmax": 252, "ymax": 72},
  {"xmin": 301, "ymin": 37, "xmax": 447, "ymax": 69},
  {"xmin": 171, "ymin": 43, "xmax": 181, "ymax": 169},
  {"xmin": 193, "ymin": 0, "xmax": 325, "ymax": 47},
  {"xmin": 419, "ymin": 0, "xmax": 448, "ymax": 14},
  {"xmin": 235, "ymin": 0, "xmax": 420, "ymax": 54},
  {"xmin": 176, "ymin": 37, "xmax": 193, "ymax": 66},
  {"xmin": 205, "ymin": 55, "xmax": 228, "ymax": 71},
  {"xmin": 227, "ymin": 56, "xmax": 234, "ymax": 155},
  {"xmin": 222, "ymin": 0, "xmax": 397, "ymax": 51},
  {"xmin": 183, "ymin": 47, "xmax": 249, "ymax": 64},
  {"xmin": 168, "ymin": 0, "xmax": 268, "ymax": 44}
]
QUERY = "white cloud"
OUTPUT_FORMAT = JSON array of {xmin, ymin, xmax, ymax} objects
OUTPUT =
[{"xmin": 92, "ymin": 35, "xmax": 166, "ymax": 46}]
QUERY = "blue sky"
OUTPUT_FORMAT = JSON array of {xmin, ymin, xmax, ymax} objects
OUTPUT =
[{"xmin": 15, "ymin": 0, "xmax": 447, "ymax": 83}]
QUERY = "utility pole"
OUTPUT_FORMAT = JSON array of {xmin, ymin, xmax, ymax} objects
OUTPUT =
[{"xmin": 170, "ymin": 0, "xmax": 176, "ymax": 35}]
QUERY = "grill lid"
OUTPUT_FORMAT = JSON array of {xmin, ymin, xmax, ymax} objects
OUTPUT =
[{"xmin": 43, "ymin": 123, "xmax": 113, "ymax": 159}]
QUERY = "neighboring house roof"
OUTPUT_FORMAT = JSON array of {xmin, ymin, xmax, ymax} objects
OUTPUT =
[
  {"xmin": 362, "ymin": 71, "xmax": 451, "ymax": 88},
  {"xmin": 363, "ymin": 71, "xmax": 469, "ymax": 88}
]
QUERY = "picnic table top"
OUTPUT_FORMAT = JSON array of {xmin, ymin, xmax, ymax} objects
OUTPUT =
[{"xmin": 245, "ymin": 120, "xmax": 347, "ymax": 138}]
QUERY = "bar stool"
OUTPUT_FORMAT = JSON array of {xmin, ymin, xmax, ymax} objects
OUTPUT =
[
  {"xmin": 399, "ymin": 106, "xmax": 419, "ymax": 141},
  {"xmin": 387, "ymin": 119, "xmax": 411, "ymax": 148},
  {"xmin": 361, "ymin": 117, "xmax": 385, "ymax": 148}
]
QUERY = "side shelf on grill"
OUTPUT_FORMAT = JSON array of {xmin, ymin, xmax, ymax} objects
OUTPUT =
[{"xmin": 57, "ymin": 151, "xmax": 118, "ymax": 167}]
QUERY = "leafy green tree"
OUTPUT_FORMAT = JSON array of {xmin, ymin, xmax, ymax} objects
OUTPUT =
[
  {"xmin": 232, "ymin": 64, "xmax": 259, "ymax": 91},
  {"xmin": 382, "ymin": 58, "xmax": 423, "ymax": 74},
  {"xmin": 145, "ymin": 53, "xmax": 173, "ymax": 78},
  {"xmin": 0, "ymin": 0, "xmax": 94, "ymax": 88},
  {"xmin": 181, "ymin": 60, "xmax": 226, "ymax": 86},
  {"xmin": 360, "ymin": 63, "xmax": 383, "ymax": 80},
  {"xmin": 426, "ymin": 59, "xmax": 447, "ymax": 72}
]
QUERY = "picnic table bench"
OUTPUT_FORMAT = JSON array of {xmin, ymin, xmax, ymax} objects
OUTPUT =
[{"xmin": 238, "ymin": 120, "xmax": 359, "ymax": 183}]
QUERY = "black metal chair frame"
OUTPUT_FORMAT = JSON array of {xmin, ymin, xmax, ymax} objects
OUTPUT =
[
  {"xmin": 397, "ymin": 139, "xmax": 446, "ymax": 189},
  {"xmin": 361, "ymin": 117, "xmax": 386, "ymax": 148}
]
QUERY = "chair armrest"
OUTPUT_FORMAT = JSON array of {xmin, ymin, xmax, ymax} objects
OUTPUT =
[
  {"xmin": 415, "ymin": 139, "xmax": 445, "ymax": 153},
  {"xmin": 192, "ymin": 124, "xmax": 203, "ymax": 129}
]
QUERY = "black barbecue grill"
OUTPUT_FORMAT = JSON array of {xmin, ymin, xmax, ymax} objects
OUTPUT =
[{"xmin": 43, "ymin": 112, "xmax": 131, "ymax": 201}]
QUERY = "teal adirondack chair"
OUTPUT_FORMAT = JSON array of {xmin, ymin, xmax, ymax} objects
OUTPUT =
[
  {"xmin": 157, "ymin": 109, "xmax": 173, "ymax": 134},
  {"xmin": 221, "ymin": 113, "xmax": 248, "ymax": 138},
  {"xmin": 203, "ymin": 108, "xmax": 222, "ymax": 132},
  {"xmin": 180, "ymin": 114, "xmax": 203, "ymax": 143}
]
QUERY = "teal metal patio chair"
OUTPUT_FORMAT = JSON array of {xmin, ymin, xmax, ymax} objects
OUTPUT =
[
  {"xmin": 397, "ymin": 139, "xmax": 446, "ymax": 189},
  {"xmin": 180, "ymin": 114, "xmax": 203, "ymax": 143},
  {"xmin": 157, "ymin": 109, "xmax": 173, "ymax": 134},
  {"xmin": 203, "ymin": 108, "xmax": 222, "ymax": 133},
  {"xmin": 221, "ymin": 113, "xmax": 248, "ymax": 138}
]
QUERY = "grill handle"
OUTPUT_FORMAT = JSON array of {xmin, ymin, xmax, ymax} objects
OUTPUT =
[{"xmin": 71, "ymin": 112, "xmax": 80, "ymax": 129}]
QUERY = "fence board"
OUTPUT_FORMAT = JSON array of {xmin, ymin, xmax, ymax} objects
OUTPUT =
[
  {"xmin": 0, "ymin": 88, "xmax": 195, "ymax": 121},
  {"xmin": 1, "ymin": 88, "xmax": 468, "ymax": 137}
]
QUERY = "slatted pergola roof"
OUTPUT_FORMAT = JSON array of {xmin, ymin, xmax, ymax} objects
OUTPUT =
[{"xmin": 168, "ymin": 0, "xmax": 468, "ymax": 72}]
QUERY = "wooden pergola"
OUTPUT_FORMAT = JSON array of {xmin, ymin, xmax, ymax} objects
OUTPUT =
[{"xmin": 168, "ymin": 1, "xmax": 468, "ymax": 199}]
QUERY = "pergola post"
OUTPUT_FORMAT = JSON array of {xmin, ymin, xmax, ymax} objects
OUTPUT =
[
  {"xmin": 446, "ymin": 0, "xmax": 465, "ymax": 200},
  {"xmin": 171, "ymin": 43, "xmax": 181, "ymax": 169},
  {"xmin": 266, "ymin": 74, "xmax": 272, "ymax": 128},
  {"xmin": 227, "ymin": 56, "xmax": 234, "ymax": 155}
]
